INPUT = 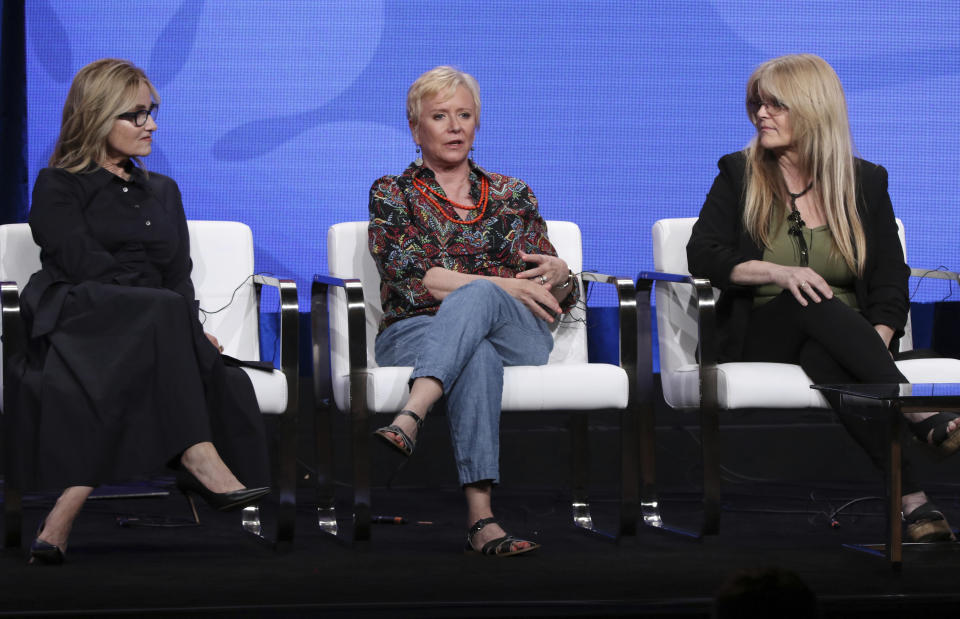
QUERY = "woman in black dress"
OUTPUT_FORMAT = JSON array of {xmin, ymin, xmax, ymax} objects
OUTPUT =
[{"xmin": 17, "ymin": 58, "xmax": 270, "ymax": 564}]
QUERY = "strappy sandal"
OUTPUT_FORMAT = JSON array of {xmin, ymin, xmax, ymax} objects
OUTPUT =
[
  {"xmin": 373, "ymin": 410, "xmax": 424, "ymax": 457},
  {"xmin": 465, "ymin": 517, "xmax": 540, "ymax": 557},
  {"xmin": 907, "ymin": 412, "xmax": 960, "ymax": 456},
  {"xmin": 903, "ymin": 501, "xmax": 956, "ymax": 543}
]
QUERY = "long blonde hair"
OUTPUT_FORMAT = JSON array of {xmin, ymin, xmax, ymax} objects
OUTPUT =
[
  {"xmin": 742, "ymin": 54, "xmax": 864, "ymax": 276},
  {"xmin": 50, "ymin": 58, "xmax": 159, "ymax": 173}
]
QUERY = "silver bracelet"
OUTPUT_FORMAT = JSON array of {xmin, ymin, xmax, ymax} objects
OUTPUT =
[{"xmin": 555, "ymin": 270, "xmax": 574, "ymax": 290}]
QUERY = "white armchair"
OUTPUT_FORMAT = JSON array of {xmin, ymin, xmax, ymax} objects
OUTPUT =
[
  {"xmin": 636, "ymin": 217, "xmax": 960, "ymax": 537},
  {"xmin": 312, "ymin": 221, "xmax": 640, "ymax": 542},
  {"xmin": 0, "ymin": 221, "xmax": 299, "ymax": 550}
]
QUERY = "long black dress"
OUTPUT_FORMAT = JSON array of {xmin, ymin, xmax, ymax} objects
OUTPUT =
[{"xmin": 11, "ymin": 164, "xmax": 270, "ymax": 490}]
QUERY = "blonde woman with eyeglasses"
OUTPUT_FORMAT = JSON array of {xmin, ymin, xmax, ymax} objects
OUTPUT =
[
  {"xmin": 688, "ymin": 53, "xmax": 958, "ymax": 543},
  {"xmin": 14, "ymin": 59, "xmax": 269, "ymax": 564}
]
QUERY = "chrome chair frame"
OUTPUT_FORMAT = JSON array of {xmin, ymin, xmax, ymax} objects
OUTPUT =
[
  {"xmin": 311, "ymin": 271, "xmax": 641, "ymax": 543},
  {"xmin": 246, "ymin": 274, "xmax": 300, "ymax": 549},
  {"xmin": 636, "ymin": 271, "xmax": 720, "ymax": 538}
]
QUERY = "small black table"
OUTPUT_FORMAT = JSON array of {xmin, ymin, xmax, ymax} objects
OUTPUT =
[{"xmin": 812, "ymin": 383, "xmax": 960, "ymax": 569}]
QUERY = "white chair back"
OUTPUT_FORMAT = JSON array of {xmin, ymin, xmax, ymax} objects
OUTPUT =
[
  {"xmin": 188, "ymin": 221, "xmax": 260, "ymax": 361},
  {"xmin": 0, "ymin": 221, "xmax": 261, "ymax": 363},
  {"xmin": 0, "ymin": 224, "xmax": 41, "ymax": 288},
  {"xmin": 652, "ymin": 217, "xmax": 914, "ymax": 408},
  {"xmin": 651, "ymin": 218, "xmax": 709, "ymax": 408},
  {"xmin": 326, "ymin": 221, "xmax": 589, "ymax": 410},
  {"xmin": 0, "ymin": 225, "xmax": 42, "ymax": 410}
]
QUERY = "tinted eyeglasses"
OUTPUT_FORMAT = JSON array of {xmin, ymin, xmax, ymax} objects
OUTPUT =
[
  {"xmin": 116, "ymin": 103, "xmax": 159, "ymax": 127},
  {"xmin": 747, "ymin": 97, "xmax": 788, "ymax": 116}
]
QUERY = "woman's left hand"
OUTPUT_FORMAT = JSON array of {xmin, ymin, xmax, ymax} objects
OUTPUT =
[
  {"xmin": 205, "ymin": 332, "xmax": 224, "ymax": 353},
  {"xmin": 517, "ymin": 252, "xmax": 569, "ymax": 289}
]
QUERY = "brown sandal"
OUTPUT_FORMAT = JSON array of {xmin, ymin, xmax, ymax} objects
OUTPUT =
[
  {"xmin": 908, "ymin": 412, "xmax": 960, "ymax": 456},
  {"xmin": 373, "ymin": 410, "xmax": 423, "ymax": 457},
  {"xmin": 904, "ymin": 501, "xmax": 956, "ymax": 543}
]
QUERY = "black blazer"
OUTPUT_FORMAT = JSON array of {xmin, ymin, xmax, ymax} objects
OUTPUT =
[{"xmin": 686, "ymin": 151, "xmax": 910, "ymax": 362}]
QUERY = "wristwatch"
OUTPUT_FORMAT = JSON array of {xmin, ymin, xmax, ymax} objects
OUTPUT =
[{"xmin": 555, "ymin": 270, "xmax": 574, "ymax": 290}]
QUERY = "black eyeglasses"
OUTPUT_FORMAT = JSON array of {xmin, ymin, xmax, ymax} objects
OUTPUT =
[
  {"xmin": 787, "ymin": 209, "xmax": 809, "ymax": 266},
  {"xmin": 116, "ymin": 103, "xmax": 158, "ymax": 127},
  {"xmin": 747, "ymin": 97, "xmax": 788, "ymax": 116}
]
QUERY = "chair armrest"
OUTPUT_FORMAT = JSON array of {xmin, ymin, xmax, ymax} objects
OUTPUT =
[
  {"xmin": 581, "ymin": 272, "xmax": 638, "ymax": 373},
  {"xmin": 636, "ymin": 270, "xmax": 720, "ymax": 412},
  {"xmin": 252, "ymin": 276, "xmax": 299, "ymax": 412},
  {"xmin": 636, "ymin": 270, "xmax": 697, "ymax": 285},
  {"xmin": 910, "ymin": 268, "xmax": 960, "ymax": 284},
  {"xmin": 1, "ymin": 281, "xmax": 26, "ymax": 376},
  {"xmin": 635, "ymin": 271, "xmax": 718, "ymax": 371},
  {"xmin": 310, "ymin": 273, "xmax": 367, "ymax": 404}
]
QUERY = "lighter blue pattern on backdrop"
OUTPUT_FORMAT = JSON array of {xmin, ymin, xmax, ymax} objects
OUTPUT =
[{"xmin": 25, "ymin": 0, "xmax": 960, "ymax": 307}]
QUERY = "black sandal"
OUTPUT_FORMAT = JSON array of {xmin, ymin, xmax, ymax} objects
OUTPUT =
[
  {"xmin": 373, "ymin": 410, "xmax": 423, "ymax": 457},
  {"xmin": 907, "ymin": 412, "xmax": 960, "ymax": 456},
  {"xmin": 903, "ymin": 501, "xmax": 956, "ymax": 543},
  {"xmin": 465, "ymin": 517, "xmax": 539, "ymax": 557}
]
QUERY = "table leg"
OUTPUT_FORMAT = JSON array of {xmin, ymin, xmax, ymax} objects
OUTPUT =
[{"xmin": 887, "ymin": 400, "xmax": 902, "ymax": 569}]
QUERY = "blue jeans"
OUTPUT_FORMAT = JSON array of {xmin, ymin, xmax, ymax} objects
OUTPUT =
[{"xmin": 374, "ymin": 280, "xmax": 554, "ymax": 485}]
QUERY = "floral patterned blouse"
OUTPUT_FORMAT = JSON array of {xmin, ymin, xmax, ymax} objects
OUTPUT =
[{"xmin": 368, "ymin": 160, "xmax": 579, "ymax": 329}]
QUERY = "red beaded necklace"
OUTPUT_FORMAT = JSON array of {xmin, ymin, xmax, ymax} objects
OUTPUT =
[{"xmin": 412, "ymin": 175, "xmax": 489, "ymax": 224}]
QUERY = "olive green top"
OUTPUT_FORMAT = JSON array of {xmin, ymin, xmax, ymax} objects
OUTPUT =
[{"xmin": 753, "ymin": 214, "xmax": 858, "ymax": 308}]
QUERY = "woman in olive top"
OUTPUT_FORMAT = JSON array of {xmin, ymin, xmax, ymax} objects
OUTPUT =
[{"xmin": 688, "ymin": 54, "xmax": 959, "ymax": 543}]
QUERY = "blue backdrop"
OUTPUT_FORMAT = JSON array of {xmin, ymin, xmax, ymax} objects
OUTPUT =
[{"xmin": 25, "ymin": 1, "xmax": 960, "ymax": 308}]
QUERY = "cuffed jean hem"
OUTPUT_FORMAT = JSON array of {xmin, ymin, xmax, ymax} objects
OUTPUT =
[
  {"xmin": 458, "ymin": 467, "xmax": 500, "ymax": 486},
  {"xmin": 410, "ymin": 365, "xmax": 453, "ymax": 389}
]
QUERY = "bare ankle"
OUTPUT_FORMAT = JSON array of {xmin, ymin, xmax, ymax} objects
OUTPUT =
[{"xmin": 902, "ymin": 491, "xmax": 928, "ymax": 515}]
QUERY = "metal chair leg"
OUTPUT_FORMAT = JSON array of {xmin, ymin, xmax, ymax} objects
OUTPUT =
[
  {"xmin": 351, "ymin": 400, "xmax": 371, "ymax": 543},
  {"xmin": 569, "ymin": 412, "xmax": 595, "ymax": 531}
]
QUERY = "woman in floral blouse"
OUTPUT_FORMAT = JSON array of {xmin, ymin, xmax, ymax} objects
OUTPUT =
[{"xmin": 368, "ymin": 66, "xmax": 579, "ymax": 556}]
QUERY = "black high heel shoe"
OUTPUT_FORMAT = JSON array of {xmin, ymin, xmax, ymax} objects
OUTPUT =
[
  {"xmin": 176, "ymin": 470, "xmax": 270, "ymax": 522},
  {"xmin": 29, "ymin": 520, "xmax": 65, "ymax": 566}
]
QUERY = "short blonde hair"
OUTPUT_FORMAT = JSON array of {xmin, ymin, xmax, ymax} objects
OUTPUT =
[
  {"xmin": 50, "ymin": 58, "xmax": 159, "ymax": 173},
  {"xmin": 406, "ymin": 66, "xmax": 481, "ymax": 130},
  {"xmin": 742, "ymin": 54, "xmax": 864, "ymax": 276}
]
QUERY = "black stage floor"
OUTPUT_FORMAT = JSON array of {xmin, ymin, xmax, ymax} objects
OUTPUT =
[{"xmin": 3, "ymin": 478, "xmax": 960, "ymax": 618}]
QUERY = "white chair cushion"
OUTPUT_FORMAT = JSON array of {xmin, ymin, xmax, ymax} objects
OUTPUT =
[
  {"xmin": 896, "ymin": 357, "xmax": 960, "ymax": 383},
  {"xmin": 240, "ymin": 367, "xmax": 288, "ymax": 415},
  {"xmin": 663, "ymin": 362, "xmax": 830, "ymax": 410},
  {"xmin": 354, "ymin": 362, "xmax": 628, "ymax": 414},
  {"xmin": 663, "ymin": 358, "xmax": 960, "ymax": 411}
]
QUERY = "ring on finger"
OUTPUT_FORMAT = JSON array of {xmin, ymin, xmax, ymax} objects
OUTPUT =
[
  {"xmin": 799, "ymin": 281, "xmax": 807, "ymax": 289},
  {"xmin": 539, "ymin": 275, "xmax": 547, "ymax": 285}
]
